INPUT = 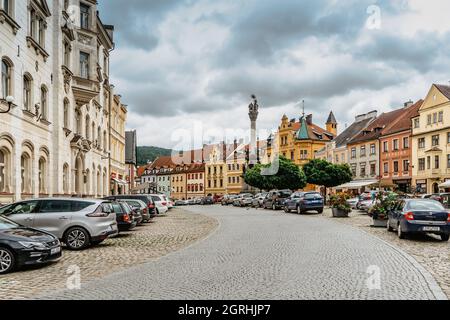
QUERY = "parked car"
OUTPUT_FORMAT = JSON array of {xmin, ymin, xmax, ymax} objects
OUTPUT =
[
  {"xmin": 263, "ymin": 190, "xmax": 293, "ymax": 210},
  {"xmin": 187, "ymin": 199, "xmax": 196, "ymax": 205},
  {"xmin": 111, "ymin": 202, "xmax": 137, "ymax": 232},
  {"xmin": 104, "ymin": 195, "xmax": 157, "ymax": 218},
  {"xmin": 149, "ymin": 194, "xmax": 169, "ymax": 215},
  {"xmin": 251, "ymin": 193, "xmax": 268, "ymax": 208},
  {"xmin": 0, "ymin": 199, "xmax": 118, "ymax": 250},
  {"xmin": 284, "ymin": 192, "xmax": 324, "ymax": 214},
  {"xmin": 238, "ymin": 194, "xmax": 254, "ymax": 207},
  {"xmin": 194, "ymin": 198, "xmax": 202, "ymax": 205},
  {"xmin": 222, "ymin": 195, "xmax": 236, "ymax": 206},
  {"xmin": 175, "ymin": 200, "xmax": 188, "ymax": 206},
  {"xmin": 358, "ymin": 199, "xmax": 375, "ymax": 212},
  {"xmin": 117, "ymin": 199, "xmax": 151, "ymax": 223},
  {"xmin": 118, "ymin": 201, "xmax": 143, "ymax": 225},
  {"xmin": 0, "ymin": 215, "xmax": 62, "ymax": 274},
  {"xmin": 387, "ymin": 199, "xmax": 450, "ymax": 241},
  {"xmin": 346, "ymin": 197, "xmax": 359, "ymax": 209},
  {"xmin": 201, "ymin": 196, "xmax": 214, "ymax": 205}
]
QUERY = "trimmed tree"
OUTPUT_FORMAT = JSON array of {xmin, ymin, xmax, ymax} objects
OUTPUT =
[
  {"xmin": 303, "ymin": 159, "xmax": 353, "ymax": 197},
  {"xmin": 244, "ymin": 156, "xmax": 307, "ymax": 191}
]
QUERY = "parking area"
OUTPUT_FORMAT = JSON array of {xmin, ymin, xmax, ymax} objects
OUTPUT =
[
  {"xmin": 320, "ymin": 208, "xmax": 450, "ymax": 299},
  {"xmin": 0, "ymin": 209, "xmax": 218, "ymax": 300}
]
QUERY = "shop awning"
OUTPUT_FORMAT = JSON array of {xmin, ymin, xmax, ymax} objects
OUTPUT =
[
  {"xmin": 439, "ymin": 181, "xmax": 450, "ymax": 188},
  {"xmin": 335, "ymin": 179, "xmax": 379, "ymax": 189},
  {"xmin": 112, "ymin": 178, "xmax": 127, "ymax": 185}
]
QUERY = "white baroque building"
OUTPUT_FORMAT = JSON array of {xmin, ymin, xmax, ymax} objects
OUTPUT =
[{"xmin": 0, "ymin": 0, "xmax": 114, "ymax": 203}]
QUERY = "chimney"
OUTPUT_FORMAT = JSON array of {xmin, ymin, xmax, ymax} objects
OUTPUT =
[
  {"xmin": 191, "ymin": 149, "xmax": 195, "ymax": 163},
  {"xmin": 306, "ymin": 114, "xmax": 313, "ymax": 125},
  {"xmin": 404, "ymin": 100, "xmax": 413, "ymax": 108},
  {"xmin": 202, "ymin": 145, "xmax": 206, "ymax": 163}
]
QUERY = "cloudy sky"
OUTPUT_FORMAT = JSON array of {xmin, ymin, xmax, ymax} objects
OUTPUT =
[{"xmin": 98, "ymin": 0, "xmax": 450, "ymax": 149}]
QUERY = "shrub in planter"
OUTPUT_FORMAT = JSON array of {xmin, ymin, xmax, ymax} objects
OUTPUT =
[
  {"xmin": 368, "ymin": 192, "xmax": 397, "ymax": 227},
  {"xmin": 330, "ymin": 193, "xmax": 352, "ymax": 218}
]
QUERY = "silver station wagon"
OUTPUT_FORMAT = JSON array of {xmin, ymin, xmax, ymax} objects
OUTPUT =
[{"xmin": 0, "ymin": 198, "xmax": 118, "ymax": 250}]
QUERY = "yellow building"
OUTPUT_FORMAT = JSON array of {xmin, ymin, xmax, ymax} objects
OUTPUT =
[
  {"xmin": 266, "ymin": 113, "xmax": 336, "ymax": 190},
  {"xmin": 171, "ymin": 165, "xmax": 187, "ymax": 200},
  {"xmin": 412, "ymin": 84, "xmax": 450, "ymax": 194},
  {"xmin": 205, "ymin": 144, "xmax": 227, "ymax": 196},
  {"xmin": 109, "ymin": 94, "xmax": 128, "ymax": 195}
]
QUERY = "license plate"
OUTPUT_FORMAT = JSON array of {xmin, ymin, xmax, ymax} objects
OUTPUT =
[
  {"xmin": 51, "ymin": 247, "xmax": 61, "ymax": 255},
  {"xmin": 423, "ymin": 226, "xmax": 440, "ymax": 232}
]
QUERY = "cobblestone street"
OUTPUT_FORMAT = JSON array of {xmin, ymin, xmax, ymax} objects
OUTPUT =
[
  {"xmin": 321, "ymin": 208, "xmax": 450, "ymax": 299},
  {"xmin": 39, "ymin": 205, "xmax": 446, "ymax": 300},
  {"xmin": 0, "ymin": 209, "xmax": 218, "ymax": 300}
]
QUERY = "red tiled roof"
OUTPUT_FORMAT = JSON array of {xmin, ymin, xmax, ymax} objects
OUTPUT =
[
  {"xmin": 289, "ymin": 121, "xmax": 334, "ymax": 141},
  {"xmin": 348, "ymin": 107, "xmax": 406, "ymax": 144},
  {"xmin": 381, "ymin": 100, "xmax": 423, "ymax": 136},
  {"xmin": 137, "ymin": 166, "xmax": 146, "ymax": 177}
]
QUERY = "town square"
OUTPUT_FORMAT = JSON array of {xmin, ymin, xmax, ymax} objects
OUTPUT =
[{"xmin": 0, "ymin": 0, "xmax": 450, "ymax": 304}]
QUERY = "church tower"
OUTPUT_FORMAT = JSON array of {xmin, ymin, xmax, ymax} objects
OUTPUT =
[{"xmin": 326, "ymin": 111, "xmax": 338, "ymax": 136}]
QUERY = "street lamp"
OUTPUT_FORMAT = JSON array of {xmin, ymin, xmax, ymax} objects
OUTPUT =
[{"xmin": 0, "ymin": 96, "xmax": 14, "ymax": 114}]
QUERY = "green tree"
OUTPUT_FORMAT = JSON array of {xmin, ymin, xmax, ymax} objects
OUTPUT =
[
  {"xmin": 303, "ymin": 159, "xmax": 352, "ymax": 196},
  {"xmin": 244, "ymin": 156, "xmax": 307, "ymax": 191}
]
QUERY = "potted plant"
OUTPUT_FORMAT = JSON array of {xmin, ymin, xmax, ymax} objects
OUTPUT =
[
  {"xmin": 368, "ymin": 192, "xmax": 397, "ymax": 227},
  {"xmin": 330, "ymin": 193, "xmax": 352, "ymax": 218}
]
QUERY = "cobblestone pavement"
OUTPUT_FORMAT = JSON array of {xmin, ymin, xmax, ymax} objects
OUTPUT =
[
  {"xmin": 320, "ymin": 208, "xmax": 450, "ymax": 299},
  {"xmin": 40, "ymin": 205, "xmax": 446, "ymax": 300},
  {"xmin": 0, "ymin": 209, "xmax": 218, "ymax": 300}
]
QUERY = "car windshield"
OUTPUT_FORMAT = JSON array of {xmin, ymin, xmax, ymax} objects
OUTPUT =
[
  {"xmin": 304, "ymin": 193, "xmax": 321, "ymax": 199},
  {"xmin": 279, "ymin": 191, "xmax": 292, "ymax": 197},
  {"xmin": 407, "ymin": 200, "xmax": 445, "ymax": 211},
  {"xmin": 0, "ymin": 215, "xmax": 20, "ymax": 230}
]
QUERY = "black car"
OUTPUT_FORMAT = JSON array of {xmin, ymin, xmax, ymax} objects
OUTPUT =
[
  {"xmin": 200, "ymin": 196, "xmax": 214, "ymax": 205},
  {"xmin": 284, "ymin": 192, "xmax": 324, "ymax": 214},
  {"xmin": 387, "ymin": 199, "xmax": 450, "ymax": 241},
  {"xmin": 111, "ymin": 202, "xmax": 137, "ymax": 232},
  {"xmin": 104, "ymin": 195, "xmax": 157, "ymax": 218},
  {"xmin": 0, "ymin": 215, "xmax": 62, "ymax": 274},
  {"xmin": 263, "ymin": 190, "xmax": 293, "ymax": 210}
]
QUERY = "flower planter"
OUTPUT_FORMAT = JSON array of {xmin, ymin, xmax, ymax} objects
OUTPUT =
[
  {"xmin": 332, "ymin": 208, "xmax": 349, "ymax": 218},
  {"xmin": 372, "ymin": 218, "xmax": 387, "ymax": 228}
]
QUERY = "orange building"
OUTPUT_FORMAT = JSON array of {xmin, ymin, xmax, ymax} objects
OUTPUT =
[{"xmin": 379, "ymin": 100, "xmax": 423, "ymax": 192}]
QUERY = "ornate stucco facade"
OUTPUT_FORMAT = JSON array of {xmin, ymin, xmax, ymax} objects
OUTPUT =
[
  {"xmin": 0, "ymin": 0, "xmax": 115, "ymax": 203},
  {"xmin": 109, "ymin": 92, "xmax": 127, "ymax": 195}
]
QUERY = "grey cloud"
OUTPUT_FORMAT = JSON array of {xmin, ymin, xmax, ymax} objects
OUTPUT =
[{"xmin": 99, "ymin": 0, "xmax": 183, "ymax": 50}]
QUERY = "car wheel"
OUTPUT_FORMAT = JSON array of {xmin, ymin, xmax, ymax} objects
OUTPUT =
[
  {"xmin": 387, "ymin": 219, "xmax": 394, "ymax": 232},
  {"xmin": 441, "ymin": 234, "xmax": 450, "ymax": 242},
  {"xmin": 397, "ymin": 223, "xmax": 406, "ymax": 239},
  {"xmin": 317, "ymin": 209, "xmax": 323, "ymax": 214},
  {"xmin": 65, "ymin": 227, "xmax": 90, "ymax": 250},
  {"xmin": 0, "ymin": 247, "xmax": 15, "ymax": 274},
  {"xmin": 284, "ymin": 206, "xmax": 290, "ymax": 213}
]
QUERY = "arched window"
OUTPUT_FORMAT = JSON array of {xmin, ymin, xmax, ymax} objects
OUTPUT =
[
  {"xmin": 103, "ymin": 131, "xmax": 107, "ymax": 151},
  {"xmin": 23, "ymin": 74, "xmax": 33, "ymax": 111},
  {"xmin": 0, "ymin": 150, "xmax": 5, "ymax": 192},
  {"xmin": 21, "ymin": 153, "xmax": 32, "ymax": 193},
  {"xmin": 63, "ymin": 163, "xmax": 69, "ymax": 194},
  {"xmin": 91, "ymin": 122, "xmax": 95, "ymax": 143},
  {"xmin": 85, "ymin": 115, "xmax": 90, "ymax": 140},
  {"xmin": 40, "ymin": 85, "xmax": 48, "ymax": 119},
  {"xmin": 38, "ymin": 156, "xmax": 47, "ymax": 194},
  {"xmin": 63, "ymin": 99, "xmax": 70, "ymax": 128},
  {"xmin": 75, "ymin": 108, "xmax": 82, "ymax": 135},
  {"xmin": 1, "ymin": 58, "xmax": 12, "ymax": 98},
  {"xmin": 97, "ymin": 126, "xmax": 102, "ymax": 148}
]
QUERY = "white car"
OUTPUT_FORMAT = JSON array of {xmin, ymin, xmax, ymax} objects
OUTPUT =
[
  {"xmin": 149, "ymin": 194, "xmax": 169, "ymax": 215},
  {"xmin": 346, "ymin": 197, "xmax": 359, "ymax": 209}
]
